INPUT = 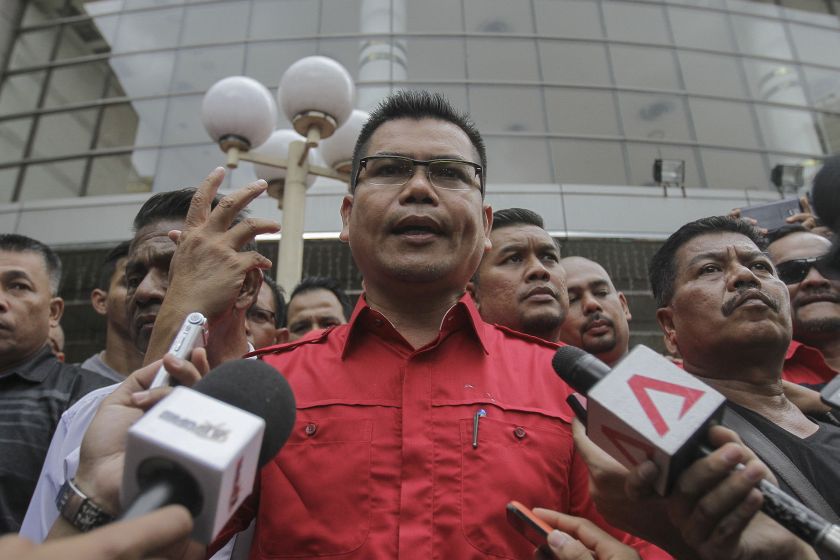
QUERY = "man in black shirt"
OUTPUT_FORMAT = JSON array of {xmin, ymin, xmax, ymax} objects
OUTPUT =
[
  {"xmin": 0, "ymin": 234, "xmax": 112, "ymax": 532},
  {"xmin": 649, "ymin": 216, "xmax": 840, "ymax": 519}
]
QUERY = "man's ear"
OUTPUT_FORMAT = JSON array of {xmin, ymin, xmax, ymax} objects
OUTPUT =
[
  {"xmin": 90, "ymin": 288, "xmax": 108, "ymax": 316},
  {"xmin": 236, "ymin": 269, "xmax": 262, "ymax": 311},
  {"xmin": 339, "ymin": 194, "xmax": 353, "ymax": 243},
  {"xmin": 656, "ymin": 306, "xmax": 677, "ymax": 351},
  {"xmin": 466, "ymin": 280, "xmax": 479, "ymax": 307},
  {"xmin": 275, "ymin": 327, "xmax": 290, "ymax": 345},
  {"xmin": 618, "ymin": 291, "xmax": 632, "ymax": 322},
  {"xmin": 482, "ymin": 204, "xmax": 493, "ymax": 253},
  {"xmin": 49, "ymin": 297, "xmax": 65, "ymax": 325}
]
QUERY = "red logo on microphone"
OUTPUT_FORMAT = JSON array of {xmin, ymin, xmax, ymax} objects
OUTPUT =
[
  {"xmin": 627, "ymin": 375, "xmax": 705, "ymax": 436},
  {"xmin": 601, "ymin": 425, "xmax": 654, "ymax": 466}
]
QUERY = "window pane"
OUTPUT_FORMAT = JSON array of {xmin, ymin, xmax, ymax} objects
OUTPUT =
[
  {"xmin": 464, "ymin": 0, "xmax": 534, "ymax": 33},
  {"xmin": 131, "ymin": 99, "xmax": 167, "ymax": 146},
  {"xmin": 249, "ymin": 0, "xmax": 319, "ymax": 39},
  {"xmin": 55, "ymin": 17, "xmax": 117, "ymax": 60},
  {"xmin": 754, "ymin": 105, "xmax": 824, "ymax": 154},
  {"xmin": 727, "ymin": 0, "xmax": 782, "ymax": 18},
  {"xmin": 170, "ymin": 45, "xmax": 245, "ymax": 94},
  {"xmin": 154, "ymin": 144, "xmax": 224, "ymax": 191},
  {"xmin": 625, "ymin": 143, "xmax": 701, "ymax": 188},
  {"xmin": 603, "ymin": 1, "xmax": 671, "ymax": 44},
  {"xmin": 0, "ymin": 72, "xmax": 45, "ymax": 114},
  {"xmin": 96, "ymin": 103, "xmax": 139, "ymax": 149},
  {"xmin": 539, "ymin": 41, "xmax": 612, "ymax": 86},
  {"xmin": 160, "ymin": 95, "xmax": 206, "ymax": 145},
  {"xmin": 551, "ymin": 139, "xmax": 626, "ymax": 185},
  {"xmin": 43, "ymin": 61, "xmax": 110, "ymax": 108},
  {"xmin": 741, "ymin": 59, "xmax": 808, "ymax": 106},
  {"xmin": 0, "ymin": 169, "xmax": 18, "ymax": 202},
  {"xmin": 244, "ymin": 40, "xmax": 312, "ymax": 94},
  {"xmin": 9, "ymin": 28, "xmax": 57, "ymax": 70},
  {"xmin": 31, "ymin": 109, "xmax": 98, "ymax": 158},
  {"xmin": 534, "ymin": 0, "xmax": 603, "ymax": 38},
  {"xmin": 618, "ymin": 93, "xmax": 692, "ymax": 143},
  {"xmin": 731, "ymin": 15, "xmax": 793, "ymax": 59},
  {"xmin": 181, "ymin": 1, "xmax": 249, "ymax": 46},
  {"xmin": 414, "ymin": 84, "xmax": 468, "ymax": 114},
  {"xmin": 678, "ymin": 52, "xmax": 746, "ymax": 98},
  {"xmin": 0, "ymin": 118, "xmax": 33, "ymax": 165},
  {"xmin": 611, "ymin": 46, "xmax": 680, "ymax": 91},
  {"xmin": 804, "ymin": 67, "xmax": 840, "ymax": 107},
  {"xmin": 406, "ymin": 0, "xmax": 463, "ymax": 31},
  {"xmin": 790, "ymin": 24, "xmax": 840, "ymax": 68},
  {"xmin": 109, "ymin": 52, "xmax": 176, "ymax": 98},
  {"xmin": 689, "ymin": 99, "xmax": 760, "ymax": 149},
  {"xmin": 466, "ymin": 38, "xmax": 539, "ymax": 82},
  {"xmin": 485, "ymin": 137, "xmax": 552, "ymax": 183},
  {"xmin": 19, "ymin": 158, "xmax": 86, "ymax": 200},
  {"xmin": 317, "ymin": 39, "xmax": 361, "ymax": 81},
  {"xmin": 404, "ymin": 38, "xmax": 465, "ymax": 81},
  {"xmin": 545, "ymin": 89, "xmax": 620, "ymax": 136},
  {"xmin": 700, "ymin": 148, "xmax": 768, "ymax": 190},
  {"xmin": 469, "ymin": 86, "xmax": 545, "ymax": 133},
  {"xmin": 320, "ymin": 0, "xmax": 363, "ymax": 34},
  {"xmin": 113, "ymin": 7, "xmax": 184, "ymax": 53},
  {"xmin": 668, "ymin": 6, "xmax": 735, "ymax": 52},
  {"xmin": 87, "ymin": 152, "xmax": 155, "ymax": 196}
]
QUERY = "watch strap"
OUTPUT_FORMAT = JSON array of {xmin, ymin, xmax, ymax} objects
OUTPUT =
[{"xmin": 56, "ymin": 478, "xmax": 115, "ymax": 532}]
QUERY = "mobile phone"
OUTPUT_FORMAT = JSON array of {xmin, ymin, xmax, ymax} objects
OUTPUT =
[
  {"xmin": 149, "ymin": 312, "xmax": 208, "ymax": 389},
  {"xmin": 506, "ymin": 500, "xmax": 552, "ymax": 548},
  {"xmin": 739, "ymin": 198, "xmax": 802, "ymax": 231}
]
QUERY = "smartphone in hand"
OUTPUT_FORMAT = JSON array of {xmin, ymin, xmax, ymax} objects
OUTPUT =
[{"xmin": 506, "ymin": 500, "xmax": 553, "ymax": 549}]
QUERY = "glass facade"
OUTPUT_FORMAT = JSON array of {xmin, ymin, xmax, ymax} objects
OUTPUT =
[{"xmin": 1, "ymin": 0, "xmax": 839, "ymax": 202}]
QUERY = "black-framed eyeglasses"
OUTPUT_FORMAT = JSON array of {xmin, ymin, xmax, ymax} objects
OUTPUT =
[
  {"xmin": 246, "ymin": 306, "xmax": 276, "ymax": 326},
  {"xmin": 776, "ymin": 255, "xmax": 840, "ymax": 285},
  {"xmin": 355, "ymin": 155, "xmax": 484, "ymax": 195}
]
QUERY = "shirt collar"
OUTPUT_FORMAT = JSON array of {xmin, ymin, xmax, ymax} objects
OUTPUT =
[
  {"xmin": 0, "ymin": 345, "xmax": 55, "ymax": 382},
  {"xmin": 341, "ymin": 293, "xmax": 490, "ymax": 359}
]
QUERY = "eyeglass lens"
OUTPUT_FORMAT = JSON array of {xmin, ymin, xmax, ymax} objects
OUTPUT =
[
  {"xmin": 364, "ymin": 157, "xmax": 478, "ymax": 190},
  {"xmin": 777, "ymin": 257, "xmax": 840, "ymax": 284}
]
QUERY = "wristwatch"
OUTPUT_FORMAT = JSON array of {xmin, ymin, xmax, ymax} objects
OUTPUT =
[{"xmin": 55, "ymin": 478, "xmax": 115, "ymax": 532}]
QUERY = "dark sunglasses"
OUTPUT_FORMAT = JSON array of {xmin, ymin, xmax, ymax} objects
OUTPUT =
[{"xmin": 775, "ymin": 255, "xmax": 840, "ymax": 285}]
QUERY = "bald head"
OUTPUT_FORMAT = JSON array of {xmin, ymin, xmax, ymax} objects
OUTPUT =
[{"xmin": 558, "ymin": 257, "xmax": 631, "ymax": 366}]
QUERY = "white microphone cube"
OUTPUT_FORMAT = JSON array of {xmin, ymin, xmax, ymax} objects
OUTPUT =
[
  {"xmin": 587, "ymin": 345, "xmax": 726, "ymax": 495},
  {"xmin": 122, "ymin": 386, "xmax": 265, "ymax": 543}
]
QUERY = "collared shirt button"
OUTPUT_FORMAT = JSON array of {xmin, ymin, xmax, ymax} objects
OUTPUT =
[
  {"xmin": 513, "ymin": 427, "xmax": 527, "ymax": 439},
  {"xmin": 304, "ymin": 423, "xmax": 317, "ymax": 436}
]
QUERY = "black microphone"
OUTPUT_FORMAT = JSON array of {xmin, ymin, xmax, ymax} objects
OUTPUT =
[
  {"xmin": 120, "ymin": 359, "xmax": 296, "ymax": 543},
  {"xmin": 553, "ymin": 345, "xmax": 840, "ymax": 558}
]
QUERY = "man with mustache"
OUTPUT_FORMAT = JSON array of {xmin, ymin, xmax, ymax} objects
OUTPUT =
[
  {"xmin": 767, "ymin": 226, "xmax": 839, "ymax": 389},
  {"xmin": 558, "ymin": 257, "xmax": 631, "ymax": 366},
  {"xmin": 468, "ymin": 207, "xmax": 569, "ymax": 342},
  {"xmin": 649, "ymin": 215, "xmax": 840, "ymax": 519}
]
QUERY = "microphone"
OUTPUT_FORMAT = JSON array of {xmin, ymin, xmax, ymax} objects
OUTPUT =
[
  {"xmin": 120, "ymin": 359, "xmax": 296, "ymax": 543},
  {"xmin": 553, "ymin": 345, "xmax": 840, "ymax": 558}
]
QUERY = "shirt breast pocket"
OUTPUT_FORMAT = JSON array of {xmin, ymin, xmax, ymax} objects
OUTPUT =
[
  {"xmin": 459, "ymin": 414, "xmax": 574, "ymax": 559},
  {"xmin": 257, "ymin": 417, "xmax": 373, "ymax": 557}
]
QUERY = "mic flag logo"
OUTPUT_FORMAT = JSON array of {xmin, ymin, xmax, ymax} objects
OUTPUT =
[{"xmin": 627, "ymin": 374, "xmax": 706, "ymax": 436}]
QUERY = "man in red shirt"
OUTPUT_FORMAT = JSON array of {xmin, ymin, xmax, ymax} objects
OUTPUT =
[{"xmin": 768, "ymin": 227, "xmax": 839, "ymax": 388}]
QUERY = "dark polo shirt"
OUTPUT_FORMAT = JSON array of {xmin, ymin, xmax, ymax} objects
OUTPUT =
[{"xmin": 0, "ymin": 346, "xmax": 112, "ymax": 533}]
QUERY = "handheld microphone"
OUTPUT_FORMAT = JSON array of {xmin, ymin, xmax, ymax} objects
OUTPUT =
[
  {"xmin": 120, "ymin": 359, "xmax": 296, "ymax": 543},
  {"xmin": 553, "ymin": 345, "xmax": 840, "ymax": 558}
]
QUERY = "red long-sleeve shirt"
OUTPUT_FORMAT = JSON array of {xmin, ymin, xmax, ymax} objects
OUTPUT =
[{"xmin": 213, "ymin": 295, "xmax": 666, "ymax": 559}]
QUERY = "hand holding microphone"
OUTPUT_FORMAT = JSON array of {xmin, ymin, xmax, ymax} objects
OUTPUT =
[{"xmin": 554, "ymin": 345, "xmax": 836, "ymax": 560}]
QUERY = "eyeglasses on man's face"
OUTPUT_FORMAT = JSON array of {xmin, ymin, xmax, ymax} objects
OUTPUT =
[
  {"xmin": 354, "ymin": 155, "xmax": 484, "ymax": 195},
  {"xmin": 776, "ymin": 255, "xmax": 840, "ymax": 285}
]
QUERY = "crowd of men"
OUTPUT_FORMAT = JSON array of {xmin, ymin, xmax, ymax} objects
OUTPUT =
[{"xmin": 0, "ymin": 90, "xmax": 838, "ymax": 560}]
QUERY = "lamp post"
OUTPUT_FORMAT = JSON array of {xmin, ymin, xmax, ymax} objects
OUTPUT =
[{"xmin": 201, "ymin": 56, "xmax": 366, "ymax": 294}]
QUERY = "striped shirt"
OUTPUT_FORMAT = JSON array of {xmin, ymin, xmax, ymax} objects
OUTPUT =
[{"xmin": 0, "ymin": 346, "xmax": 112, "ymax": 533}]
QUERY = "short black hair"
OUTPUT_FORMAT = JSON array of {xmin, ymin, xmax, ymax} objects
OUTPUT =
[
  {"xmin": 350, "ymin": 90, "xmax": 486, "ymax": 194},
  {"xmin": 649, "ymin": 216, "xmax": 765, "ymax": 308},
  {"xmin": 0, "ymin": 234, "xmax": 62, "ymax": 294},
  {"xmin": 765, "ymin": 223, "xmax": 809, "ymax": 245},
  {"xmin": 133, "ymin": 187, "xmax": 254, "ymax": 250},
  {"xmin": 96, "ymin": 241, "xmax": 131, "ymax": 290},
  {"xmin": 289, "ymin": 276, "xmax": 351, "ymax": 322},
  {"xmin": 491, "ymin": 208, "xmax": 545, "ymax": 231},
  {"xmin": 261, "ymin": 275, "xmax": 286, "ymax": 328}
]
